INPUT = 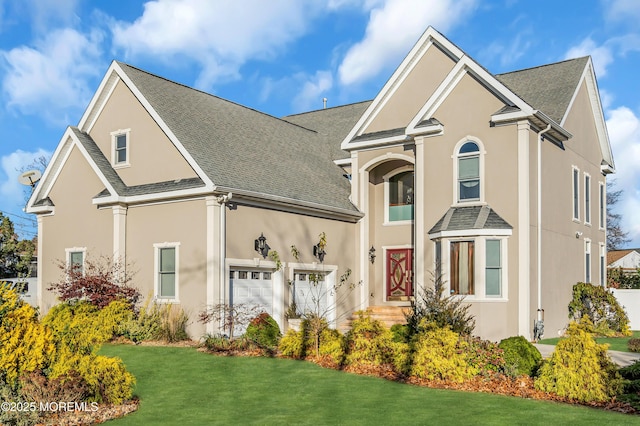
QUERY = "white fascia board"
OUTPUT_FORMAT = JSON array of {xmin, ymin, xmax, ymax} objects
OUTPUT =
[
  {"xmin": 345, "ymin": 134, "xmax": 413, "ymax": 152},
  {"xmin": 406, "ymin": 123, "xmax": 444, "ymax": 137},
  {"xmin": 78, "ymin": 60, "xmax": 120, "ymax": 130},
  {"xmin": 341, "ymin": 27, "xmax": 462, "ymax": 151},
  {"xmin": 215, "ymin": 186, "xmax": 363, "ymax": 222},
  {"xmin": 333, "ymin": 158, "xmax": 352, "ymax": 167},
  {"xmin": 93, "ymin": 185, "xmax": 212, "ymax": 206},
  {"xmin": 491, "ymin": 110, "xmax": 531, "ymax": 123},
  {"xmin": 428, "ymin": 228, "xmax": 513, "ymax": 239},
  {"xmin": 563, "ymin": 59, "xmax": 615, "ymax": 170}
]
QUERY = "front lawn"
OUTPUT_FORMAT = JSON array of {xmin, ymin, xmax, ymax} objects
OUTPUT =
[
  {"xmin": 101, "ymin": 344, "xmax": 640, "ymax": 425},
  {"xmin": 539, "ymin": 331, "xmax": 640, "ymax": 352}
]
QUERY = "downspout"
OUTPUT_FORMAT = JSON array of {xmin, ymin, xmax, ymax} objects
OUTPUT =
[
  {"xmin": 215, "ymin": 193, "xmax": 232, "ymax": 332},
  {"xmin": 535, "ymin": 124, "xmax": 551, "ymax": 340}
]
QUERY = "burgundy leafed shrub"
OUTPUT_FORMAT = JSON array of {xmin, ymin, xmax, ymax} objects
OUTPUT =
[{"xmin": 48, "ymin": 256, "xmax": 140, "ymax": 309}]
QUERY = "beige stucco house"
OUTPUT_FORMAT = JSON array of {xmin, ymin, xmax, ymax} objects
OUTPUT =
[{"xmin": 27, "ymin": 27, "xmax": 614, "ymax": 341}]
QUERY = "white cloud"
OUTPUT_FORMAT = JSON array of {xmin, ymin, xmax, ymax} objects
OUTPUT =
[
  {"xmin": 0, "ymin": 148, "xmax": 51, "ymax": 210},
  {"xmin": 604, "ymin": 0, "xmax": 640, "ymax": 26},
  {"xmin": 564, "ymin": 37, "xmax": 614, "ymax": 77},
  {"xmin": 293, "ymin": 70, "xmax": 333, "ymax": 112},
  {"xmin": 338, "ymin": 0, "xmax": 477, "ymax": 86},
  {"xmin": 0, "ymin": 28, "xmax": 103, "ymax": 123},
  {"xmin": 22, "ymin": 0, "xmax": 81, "ymax": 34},
  {"xmin": 111, "ymin": 0, "xmax": 317, "ymax": 89},
  {"xmin": 606, "ymin": 106, "xmax": 640, "ymax": 246}
]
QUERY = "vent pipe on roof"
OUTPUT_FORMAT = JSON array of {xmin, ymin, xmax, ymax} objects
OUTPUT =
[{"xmin": 323, "ymin": 98, "xmax": 327, "ymax": 109}]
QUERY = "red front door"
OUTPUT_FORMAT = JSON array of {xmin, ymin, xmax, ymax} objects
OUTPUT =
[{"xmin": 386, "ymin": 248, "xmax": 413, "ymax": 300}]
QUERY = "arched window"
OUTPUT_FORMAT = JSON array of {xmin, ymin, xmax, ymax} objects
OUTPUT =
[
  {"xmin": 387, "ymin": 170, "xmax": 414, "ymax": 222},
  {"xmin": 457, "ymin": 141, "xmax": 480, "ymax": 202}
]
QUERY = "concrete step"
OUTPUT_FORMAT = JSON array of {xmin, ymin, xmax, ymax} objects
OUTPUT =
[{"xmin": 339, "ymin": 306, "xmax": 411, "ymax": 333}]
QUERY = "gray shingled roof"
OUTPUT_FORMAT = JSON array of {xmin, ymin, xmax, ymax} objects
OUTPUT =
[
  {"xmin": 71, "ymin": 126, "xmax": 206, "ymax": 198},
  {"xmin": 117, "ymin": 62, "xmax": 360, "ymax": 214},
  {"xmin": 496, "ymin": 57, "xmax": 589, "ymax": 123},
  {"xmin": 428, "ymin": 205, "xmax": 512, "ymax": 235}
]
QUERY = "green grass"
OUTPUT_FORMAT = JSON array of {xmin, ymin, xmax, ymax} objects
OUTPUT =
[
  {"xmin": 100, "ymin": 344, "xmax": 640, "ymax": 425},
  {"xmin": 539, "ymin": 331, "xmax": 640, "ymax": 352}
]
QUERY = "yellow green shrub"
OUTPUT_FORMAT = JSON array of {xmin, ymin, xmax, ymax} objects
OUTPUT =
[
  {"xmin": 410, "ymin": 324, "xmax": 477, "ymax": 382},
  {"xmin": 343, "ymin": 311, "xmax": 397, "ymax": 367},
  {"xmin": 43, "ymin": 299, "xmax": 132, "ymax": 354},
  {"xmin": 318, "ymin": 328, "xmax": 344, "ymax": 364},
  {"xmin": 0, "ymin": 284, "xmax": 56, "ymax": 386},
  {"xmin": 49, "ymin": 353, "xmax": 135, "ymax": 404},
  {"xmin": 535, "ymin": 321, "xmax": 623, "ymax": 402},
  {"xmin": 279, "ymin": 329, "xmax": 305, "ymax": 358}
]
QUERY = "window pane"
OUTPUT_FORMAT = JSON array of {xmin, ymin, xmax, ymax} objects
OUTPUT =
[
  {"xmin": 70, "ymin": 252, "xmax": 83, "ymax": 267},
  {"xmin": 160, "ymin": 248, "xmax": 175, "ymax": 272},
  {"xmin": 573, "ymin": 169, "xmax": 579, "ymax": 219},
  {"xmin": 458, "ymin": 157, "xmax": 479, "ymax": 179},
  {"xmin": 117, "ymin": 148, "xmax": 127, "ymax": 163},
  {"xmin": 459, "ymin": 142, "xmax": 479, "ymax": 154},
  {"xmin": 585, "ymin": 176, "xmax": 591, "ymax": 222},
  {"xmin": 459, "ymin": 180, "xmax": 480, "ymax": 200},
  {"xmin": 486, "ymin": 269, "xmax": 501, "ymax": 296},
  {"xmin": 486, "ymin": 240, "xmax": 501, "ymax": 267},
  {"xmin": 450, "ymin": 241, "xmax": 474, "ymax": 295},
  {"xmin": 160, "ymin": 273, "xmax": 175, "ymax": 297},
  {"xmin": 116, "ymin": 135, "xmax": 127, "ymax": 149}
]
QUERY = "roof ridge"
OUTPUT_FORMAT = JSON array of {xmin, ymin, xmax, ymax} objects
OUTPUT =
[
  {"xmin": 283, "ymin": 100, "xmax": 374, "ymax": 118},
  {"xmin": 496, "ymin": 56, "xmax": 589, "ymax": 77},
  {"xmin": 115, "ymin": 61, "xmax": 318, "ymax": 135}
]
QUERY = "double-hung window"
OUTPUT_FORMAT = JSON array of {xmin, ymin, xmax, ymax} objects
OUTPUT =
[
  {"xmin": 599, "ymin": 182, "xmax": 605, "ymax": 230},
  {"xmin": 572, "ymin": 167, "xmax": 580, "ymax": 221},
  {"xmin": 457, "ymin": 142, "xmax": 480, "ymax": 202},
  {"xmin": 585, "ymin": 239, "xmax": 591, "ymax": 283},
  {"xmin": 485, "ymin": 240, "xmax": 502, "ymax": 297},
  {"xmin": 599, "ymin": 243, "xmax": 606, "ymax": 286},
  {"xmin": 155, "ymin": 243, "xmax": 179, "ymax": 301},
  {"xmin": 584, "ymin": 174, "xmax": 591, "ymax": 225},
  {"xmin": 111, "ymin": 129, "xmax": 130, "ymax": 167}
]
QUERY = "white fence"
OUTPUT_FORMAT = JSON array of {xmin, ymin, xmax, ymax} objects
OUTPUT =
[{"xmin": 611, "ymin": 289, "xmax": 640, "ymax": 330}]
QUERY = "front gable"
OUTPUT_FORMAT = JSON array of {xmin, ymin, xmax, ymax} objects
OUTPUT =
[{"xmin": 87, "ymin": 78, "xmax": 199, "ymax": 187}]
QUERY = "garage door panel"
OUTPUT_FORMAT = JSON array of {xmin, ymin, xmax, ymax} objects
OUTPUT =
[{"xmin": 230, "ymin": 270, "xmax": 273, "ymax": 336}]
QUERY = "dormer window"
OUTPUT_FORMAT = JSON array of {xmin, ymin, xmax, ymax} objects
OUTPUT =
[
  {"xmin": 457, "ymin": 141, "xmax": 480, "ymax": 202},
  {"xmin": 111, "ymin": 129, "xmax": 130, "ymax": 167}
]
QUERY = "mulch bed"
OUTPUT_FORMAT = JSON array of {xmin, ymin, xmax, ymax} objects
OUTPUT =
[{"xmin": 36, "ymin": 399, "xmax": 139, "ymax": 426}]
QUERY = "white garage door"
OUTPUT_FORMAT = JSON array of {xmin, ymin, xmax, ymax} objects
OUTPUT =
[
  {"xmin": 292, "ymin": 271, "xmax": 328, "ymax": 318},
  {"xmin": 229, "ymin": 269, "xmax": 273, "ymax": 336}
]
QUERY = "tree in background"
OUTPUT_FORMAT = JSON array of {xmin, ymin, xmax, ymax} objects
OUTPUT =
[
  {"xmin": 607, "ymin": 180, "xmax": 630, "ymax": 250},
  {"xmin": 0, "ymin": 213, "xmax": 35, "ymax": 278}
]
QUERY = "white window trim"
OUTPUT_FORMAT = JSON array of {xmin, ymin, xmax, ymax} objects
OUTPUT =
[
  {"xmin": 452, "ymin": 136, "xmax": 485, "ymax": 206},
  {"xmin": 599, "ymin": 181, "xmax": 606, "ymax": 231},
  {"xmin": 584, "ymin": 172, "xmax": 591, "ymax": 226},
  {"xmin": 154, "ymin": 242, "xmax": 180, "ymax": 303},
  {"xmin": 572, "ymin": 166, "xmax": 580, "ymax": 222},
  {"xmin": 111, "ymin": 128, "xmax": 131, "ymax": 168},
  {"xmin": 599, "ymin": 242, "xmax": 606, "ymax": 287},
  {"xmin": 441, "ymin": 236, "xmax": 508, "ymax": 302},
  {"xmin": 383, "ymin": 166, "xmax": 414, "ymax": 226},
  {"xmin": 65, "ymin": 247, "xmax": 86, "ymax": 274},
  {"xmin": 584, "ymin": 238, "xmax": 591, "ymax": 284}
]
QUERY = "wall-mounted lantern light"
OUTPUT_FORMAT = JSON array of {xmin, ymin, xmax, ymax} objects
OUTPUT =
[
  {"xmin": 369, "ymin": 246, "xmax": 376, "ymax": 264},
  {"xmin": 313, "ymin": 243, "xmax": 326, "ymax": 263},
  {"xmin": 254, "ymin": 233, "xmax": 270, "ymax": 258}
]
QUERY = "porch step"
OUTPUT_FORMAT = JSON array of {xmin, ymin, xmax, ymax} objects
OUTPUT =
[{"xmin": 338, "ymin": 306, "xmax": 411, "ymax": 333}]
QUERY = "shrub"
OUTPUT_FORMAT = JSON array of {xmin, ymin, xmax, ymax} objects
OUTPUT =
[
  {"xmin": 343, "ymin": 311, "xmax": 396, "ymax": 367},
  {"xmin": 318, "ymin": 328, "xmax": 344, "ymax": 365},
  {"xmin": 0, "ymin": 380, "xmax": 40, "ymax": 426},
  {"xmin": 20, "ymin": 370, "xmax": 89, "ymax": 405},
  {"xmin": 410, "ymin": 323, "xmax": 477, "ymax": 382},
  {"xmin": 535, "ymin": 321, "xmax": 623, "ymax": 402},
  {"xmin": 48, "ymin": 256, "xmax": 140, "ymax": 309},
  {"xmin": 498, "ymin": 336, "xmax": 542, "ymax": 377},
  {"xmin": 464, "ymin": 336, "xmax": 505, "ymax": 375},
  {"xmin": 245, "ymin": 312, "xmax": 281, "ymax": 347},
  {"xmin": 0, "ymin": 285, "xmax": 56, "ymax": 386},
  {"xmin": 628, "ymin": 338, "xmax": 640, "ymax": 353},
  {"xmin": 390, "ymin": 324, "xmax": 410, "ymax": 343},
  {"xmin": 49, "ymin": 353, "xmax": 135, "ymax": 404},
  {"xmin": 156, "ymin": 303, "xmax": 190, "ymax": 342},
  {"xmin": 406, "ymin": 273, "xmax": 475, "ymax": 337},
  {"xmin": 619, "ymin": 360, "xmax": 640, "ymax": 394},
  {"xmin": 568, "ymin": 282, "xmax": 631, "ymax": 336},
  {"xmin": 43, "ymin": 300, "xmax": 131, "ymax": 354},
  {"xmin": 278, "ymin": 329, "xmax": 305, "ymax": 359}
]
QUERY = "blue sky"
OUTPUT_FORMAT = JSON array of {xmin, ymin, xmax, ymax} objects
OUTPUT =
[{"xmin": 0, "ymin": 0, "xmax": 639, "ymax": 248}]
